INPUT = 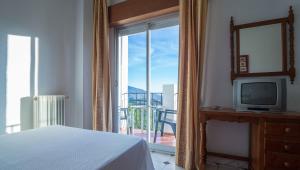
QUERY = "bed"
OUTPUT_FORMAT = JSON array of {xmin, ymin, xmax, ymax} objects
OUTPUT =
[{"xmin": 0, "ymin": 126, "xmax": 154, "ymax": 170}]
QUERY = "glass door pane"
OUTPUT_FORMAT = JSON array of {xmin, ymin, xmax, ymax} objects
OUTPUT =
[
  {"xmin": 118, "ymin": 31, "xmax": 148, "ymax": 141},
  {"xmin": 150, "ymin": 25, "xmax": 179, "ymax": 148}
]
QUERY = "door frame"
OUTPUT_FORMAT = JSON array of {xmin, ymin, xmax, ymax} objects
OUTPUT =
[{"xmin": 113, "ymin": 13, "xmax": 179, "ymax": 154}]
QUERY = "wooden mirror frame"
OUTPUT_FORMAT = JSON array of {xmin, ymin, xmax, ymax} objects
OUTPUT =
[{"xmin": 230, "ymin": 6, "xmax": 295, "ymax": 84}]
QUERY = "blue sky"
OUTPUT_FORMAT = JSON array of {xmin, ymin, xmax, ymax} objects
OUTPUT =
[{"xmin": 128, "ymin": 25, "xmax": 179, "ymax": 92}]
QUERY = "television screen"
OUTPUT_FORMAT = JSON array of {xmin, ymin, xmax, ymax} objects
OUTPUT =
[{"xmin": 241, "ymin": 82, "xmax": 277, "ymax": 105}]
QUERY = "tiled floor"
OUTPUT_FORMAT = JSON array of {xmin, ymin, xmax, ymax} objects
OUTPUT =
[
  {"xmin": 120, "ymin": 129, "xmax": 176, "ymax": 147},
  {"xmin": 151, "ymin": 152, "xmax": 182, "ymax": 170},
  {"xmin": 151, "ymin": 152, "xmax": 248, "ymax": 170}
]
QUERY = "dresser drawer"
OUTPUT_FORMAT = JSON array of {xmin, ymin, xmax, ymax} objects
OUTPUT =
[
  {"xmin": 266, "ymin": 152, "xmax": 300, "ymax": 170},
  {"xmin": 266, "ymin": 139, "xmax": 300, "ymax": 154},
  {"xmin": 265, "ymin": 122, "xmax": 300, "ymax": 137}
]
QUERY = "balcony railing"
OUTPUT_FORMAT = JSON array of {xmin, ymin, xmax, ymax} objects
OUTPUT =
[
  {"xmin": 121, "ymin": 92, "xmax": 163, "ymax": 107},
  {"xmin": 119, "ymin": 92, "xmax": 178, "ymax": 146},
  {"xmin": 120, "ymin": 92, "xmax": 178, "ymax": 132}
]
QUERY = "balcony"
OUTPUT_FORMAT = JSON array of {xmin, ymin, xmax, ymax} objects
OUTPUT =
[{"xmin": 119, "ymin": 92, "xmax": 177, "ymax": 147}]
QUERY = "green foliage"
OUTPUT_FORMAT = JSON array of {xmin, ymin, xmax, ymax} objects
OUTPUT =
[{"xmin": 128, "ymin": 106, "xmax": 156, "ymax": 131}]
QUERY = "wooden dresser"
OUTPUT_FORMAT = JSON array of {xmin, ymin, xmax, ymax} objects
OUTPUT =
[{"xmin": 199, "ymin": 108, "xmax": 300, "ymax": 170}]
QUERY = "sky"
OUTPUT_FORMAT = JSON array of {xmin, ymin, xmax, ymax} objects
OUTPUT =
[{"xmin": 127, "ymin": 25, "xmax": 179, "ymax": 92}]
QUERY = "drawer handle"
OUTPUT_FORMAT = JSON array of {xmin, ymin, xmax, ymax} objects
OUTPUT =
[
  {"xmin": 284, "ymin": 144, "xmax": 290, "ymax": 151},
  {"xmin": 284, "ymin": 162, "xmax": 290, "ymax": 168},
  {"xmin": 285, "ymin": 127, "xmax": 291, "ymax": 133}
]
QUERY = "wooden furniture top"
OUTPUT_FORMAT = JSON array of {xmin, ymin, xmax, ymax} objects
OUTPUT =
[{"xmin": 200, "ymin": 107, "xmax": 300, "ymax": 121}]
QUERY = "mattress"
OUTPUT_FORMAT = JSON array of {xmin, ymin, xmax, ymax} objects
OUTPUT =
[{"xmin": 0, "ymin": 126, "xmax": 154, "ymax": 170}]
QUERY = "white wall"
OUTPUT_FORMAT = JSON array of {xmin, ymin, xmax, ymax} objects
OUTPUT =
[
  {"xmin": 204, "ymin": 0, "xmax": 300, "ymax": 157},
  {"xmin": 0, "ymin": 0, "xmax": 93, "ymax": 132}
]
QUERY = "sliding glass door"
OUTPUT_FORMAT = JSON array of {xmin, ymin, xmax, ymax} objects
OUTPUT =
[
  {"xmin": 117, "ymin": 16, "xmax": 179, "ymax": 153},
  {"xmin": 149, "ymin": 25, "xmax": 179, "ymax": 149},
  {"xmin": 118, "ymin": 29, "xmax": 148, "ymax": 140}
]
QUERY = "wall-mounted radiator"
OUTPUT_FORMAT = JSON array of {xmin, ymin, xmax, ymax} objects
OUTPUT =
[{"xmin": 33, "ymin": 95, "xmax": 66, "ymax": 128}]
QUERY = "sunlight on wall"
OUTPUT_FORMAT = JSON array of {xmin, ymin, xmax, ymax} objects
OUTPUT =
[
  {"xmin": 6, "ymin": 35, "xmax": 31, "ymax": 133},
  {"xmin": 34, "ymin": 37, "xmax": 39, "ymax": 96}
]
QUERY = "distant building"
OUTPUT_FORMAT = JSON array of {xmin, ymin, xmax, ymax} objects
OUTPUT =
[{"xmin": 162, "ymin": 84, "xmax": 176, "ymax": 133}]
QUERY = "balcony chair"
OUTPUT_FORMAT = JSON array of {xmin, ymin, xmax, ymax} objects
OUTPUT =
[
  {"xmin": 154, "ymin": 109, "xmax": 177, "ymax": 143},
  {"xmin": 120, "ymin": 108, "xmax": 132, "ymax": 135}
]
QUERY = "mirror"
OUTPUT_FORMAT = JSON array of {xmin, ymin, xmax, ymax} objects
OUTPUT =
[
  {"xmin": 240, "ymin": 24, "xmax": 283, "ymax": 73},
  {"xmin": 230, "ymin": 6, "xmax": 295, "ymax": 84}
]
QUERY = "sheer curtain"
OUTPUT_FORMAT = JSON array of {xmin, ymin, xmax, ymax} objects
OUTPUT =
[
  {"xmin": 92, "ymin": 0, "xmax": 112, "ymax": 132},
  {"xmin": 176, "ymin": 0, "xmax": 208, "ymax": 169}
]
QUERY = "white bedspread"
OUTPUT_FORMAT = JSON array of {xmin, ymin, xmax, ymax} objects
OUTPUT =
[{"xmin": 0, "ymin": 126, "xmax": 154, "ymax": 170}]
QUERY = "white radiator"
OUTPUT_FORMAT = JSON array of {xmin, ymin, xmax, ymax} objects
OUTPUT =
[{"xmin": 33, "ymin": 95, "xmax": 66, "ymax": 128}]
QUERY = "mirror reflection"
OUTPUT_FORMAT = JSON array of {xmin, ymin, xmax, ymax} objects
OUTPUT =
[{"xmin": 239, "ymin": 23, "xmax": 283, "ymax": 73}]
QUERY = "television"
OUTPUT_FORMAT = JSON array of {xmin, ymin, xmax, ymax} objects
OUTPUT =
[{"xmin": 233, "ymin": 78, "xmax": 287, "ymax": 112}]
